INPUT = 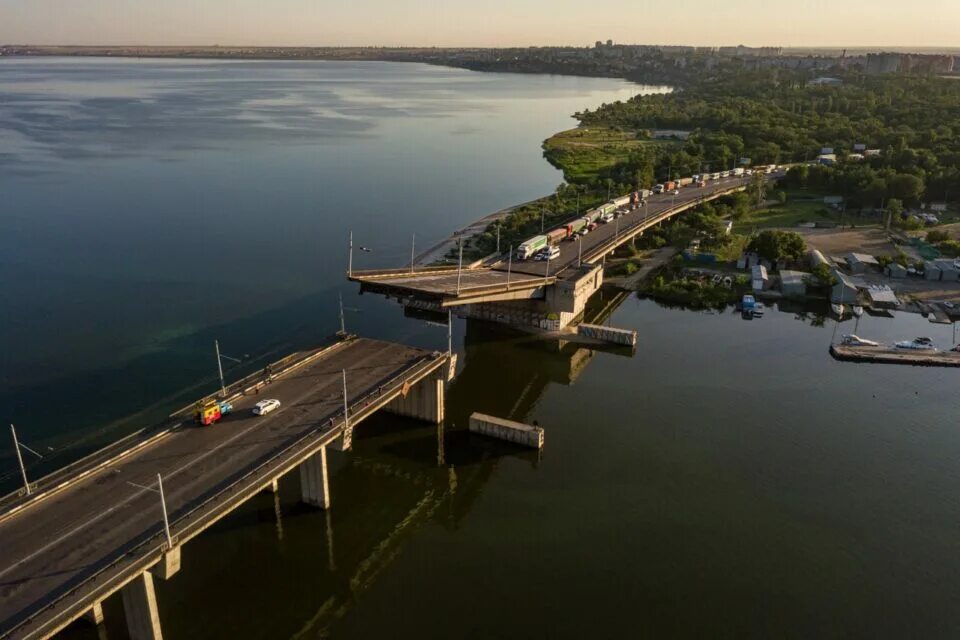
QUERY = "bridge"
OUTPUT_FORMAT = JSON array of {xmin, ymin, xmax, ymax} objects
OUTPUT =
[
  {"xmin": 0, "ymin": 335, "xmax": 449, "ymax": 640},
  {"xmin": 350, "ymin": 171, "xmax": 783, "ymax": 330}
]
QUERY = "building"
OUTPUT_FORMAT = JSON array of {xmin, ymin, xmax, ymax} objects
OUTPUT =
[
  {"xmin": 751, "ymin": 264, "xmax": 769, "ymax": 291},
  {"xmin": 845, "ymin": 252, "xmax": 879, "ymax": 274},
  {"xmin": 652, "ymin": 130, "xmax": 691, "ymax": 141},
  {"xmin": 865, "ymin": 285, "xmax": 900, "ymax": 308},
  {"xmin": 807, "ymin": 77, "xmax": 843, "ymax": 87},
  {"xmin": 779, "ymin": 270, "xmax": 809, "ymax": 297},
  {"xmin": 934, "ymin": 260, "xmax": 959, "ymax": 282},
  {"xmin": 885, "ymin": 262, "xmax": 908, "ymax": 279},
  {"xmin": 866, "ymin": 53, "xmax": 902, "ymax": 74},
  {"xmin": 808, "ymin": 249, "xmax": 831, "ymax": 270},
  {"xmin": 831, "ymin": 269, "xmax": 861, "ymax": 303}
]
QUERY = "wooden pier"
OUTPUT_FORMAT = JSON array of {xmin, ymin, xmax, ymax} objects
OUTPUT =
[{"xmin": 830, "ymin": 344, "xmax": 960, "ymax": 367}]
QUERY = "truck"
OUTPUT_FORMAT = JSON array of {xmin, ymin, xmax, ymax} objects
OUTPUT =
[
  {"xmin": 583, "ymin": 209, "xmax": 601, "ymax": 224},
  {"xmin": 564, "ymin": 218, "xmax": 587, "ymax": 237},
  {"xmin": 653, "ymin": 184, "xmax": 665, "ymax": 194},
  {"xmin": 663, "ymin": 181, "xmax": 676, "ymax": 192},
  {"xmin": 732, "ymin": 167, "xmax": 745, "ymax": 176},
  {"xmin": 678, "ymin": 177, "xmax": 693, "ymax": 187},
  {"xmin": 195, "ymin": 398, "xmax": 233, "ymax": 426},
  {"xmin": 546, "ymin": 227, "xmax": 567, "ymax": 245},
  {"xmin": 517, "ymin": 235, "xmax": 548, "ymax": 260}
]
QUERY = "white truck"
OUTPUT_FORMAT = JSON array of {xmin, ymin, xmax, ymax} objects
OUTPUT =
[{"xmin": 517, "ymin": 235, "xmax": 549, "ymax": 260}]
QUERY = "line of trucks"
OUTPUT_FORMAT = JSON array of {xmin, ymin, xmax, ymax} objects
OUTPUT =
[{"xmin": 515, "ymin": 166, "xmax": 778, "ymax": 261}]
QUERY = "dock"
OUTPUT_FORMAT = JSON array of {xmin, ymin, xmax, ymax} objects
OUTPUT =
[{"xmin": 830, "ymin": 344, "xmax": 960, "ymax": 367}]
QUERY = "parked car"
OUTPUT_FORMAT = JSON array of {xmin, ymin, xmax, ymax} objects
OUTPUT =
[{"xmin": 253, "ymin": 399, "xmax": 281, "ymax": 415}]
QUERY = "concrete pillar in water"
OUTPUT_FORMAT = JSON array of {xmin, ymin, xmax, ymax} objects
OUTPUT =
[
  {"xmin": 121, "ymin": 572, "xmax": 163, "ymax": 640},
  {"xmin": 262, "ymin": 477, "xmax": 279, "ymax": 494},
  {"xmin": 385, "ymin": 373, "xmax": 445, "ymax": 424},
  {"xmin": 299, "ymin": 446, "xmax": 330, "ymax": 509},
  {"xmin": 83, "ymin": 601, "xmax": 104, "ymax": 626}
]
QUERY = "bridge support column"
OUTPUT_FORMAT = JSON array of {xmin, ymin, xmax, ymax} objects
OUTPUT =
[
  {"xmin": 83, "ymin": 601, "xmax": 104, "ymax": 626},
  {"xmin": 385, "ymin": 373, "xmax": 445, "ymax": 423},
  {"xmin": 121, "ymin": 572, "xmax": 163, "ymax": 640},
  {"xmin": 299, "ymin": 447, "xmax": 330, "ymax": 509}
]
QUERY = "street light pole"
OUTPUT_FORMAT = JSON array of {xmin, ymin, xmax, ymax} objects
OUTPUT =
[
  {"xmin": 348, "ymin": 231, "xmax": 354, "ymax": 277},
  {"xmin": 10, "ymin": 424, "xmax": 30, "ymax": 496},
  {"xmin": 338, "ymin": 293, "xmax": 346, "ymax": 335},
  {"xmin": 496, "ymin": 224, "xmax": 500, "ymax": 255},
  {"xmin": 577, "ymin": 235, "xmax": 583, "ymax": 268},
  {"xmin": 215, "ymin": 340, "xmax": 226, "ymax": 398},
  {"xmin": 506, "ymin": 245, "xmax": 512, "ymax": 290},
  {"xmin": 157, "ymin": 473, "xmax": 173, "ymax": 549},
  {"xmin": 456, "ymin": 239, "xmax": 463, "ymax": 295},
  {"xmin": 540, "ymin": 207, "xmax": 545, "ymax": 233},
  {"xmin": 410, "ymin": 233, "xmax": 415, "ymax": 274},
  {"xmin": 447, "ymin": 310, "xmax": 453, "ymax": 357},
  {"xmin": 341, "ymin": 369, "xmax": 350, "ymax": 432}
]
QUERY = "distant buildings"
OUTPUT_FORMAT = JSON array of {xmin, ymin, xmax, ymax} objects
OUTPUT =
[{"xmin": 866, "ymin": 52, "xmax": 956, "ymax": 74}]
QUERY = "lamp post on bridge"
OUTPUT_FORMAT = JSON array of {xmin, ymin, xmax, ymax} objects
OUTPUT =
[
  {"xmin": 127, "ymin": 474, "xmax": 173, "ymax": 550},
  {"xmin": 577, "ymin": 235, "xmax": 583, "ymax": 268},
  {"xmin": 456, "ymin": 238, "xmax": 464, "ymax": 295},
  {"xmin": 410, "ymin": 233, "xmax": 416, "ymax": 274},
  {"xmin": 347, "ymin": 231, "xmax": 353, "ymax": 278},
  {"xmin": 215, "ymin": 340, "xmax": 243, "ymax": 398},
  {"xmin": 10, "ymin": 424, "xmax": 42, "ymax": 496}
]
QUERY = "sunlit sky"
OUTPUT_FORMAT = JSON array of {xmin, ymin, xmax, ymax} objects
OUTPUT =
[{"xmin": 2, "ymin": 0, "xmax": 958, "ymax": 48}]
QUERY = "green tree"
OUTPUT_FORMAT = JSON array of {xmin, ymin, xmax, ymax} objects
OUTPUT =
[
  {"xmin": 776, "ymin": 190, "xmax": 788, "ymax": 205},
  {"xmin": 886, "ymin": 198, "xmax": 903, "ymax": 230},
  {"xmin": 747, "ymin": 230, "xmax": 807, "ymax": 263}
]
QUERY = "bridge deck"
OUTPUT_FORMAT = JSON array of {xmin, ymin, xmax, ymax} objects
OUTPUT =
[
  {"xmin": 0, "ymin": 336, "xmax": 446, "ymax": 639},
  {"xmin": 349, "ymin": 173, "xmax": 779, "ymax": 302}
]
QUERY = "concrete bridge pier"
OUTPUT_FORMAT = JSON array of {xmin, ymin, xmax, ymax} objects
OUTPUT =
[
  {"xmin": 385, "ymin": 372, "xmax": 445, "ymax": 423},
  {"xmin": 299, "ymin": 446, "xmax": 330, "ymax": 509},
  {"xmin": 121, "ymin": 572, "xmax": 163, "ymax": 640},
  {"xmin": 83, "ymin": 601, "xmax": 104, "ymax": 626}
]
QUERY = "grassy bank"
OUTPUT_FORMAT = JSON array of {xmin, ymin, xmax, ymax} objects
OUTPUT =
[{"xmin": 542, "ymin": 126, "xmax": 674, "ymax": 184}]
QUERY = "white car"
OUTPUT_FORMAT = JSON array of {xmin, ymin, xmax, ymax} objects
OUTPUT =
[
  {"xmin": 545, "ymin": 246, "xmax": 561, "ymax": 261},
  {"xmin": 253, "ymin": 399, "xmax": 281, "ymax": 415}
]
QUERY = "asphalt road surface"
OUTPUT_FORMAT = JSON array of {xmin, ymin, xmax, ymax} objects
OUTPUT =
[{"xmin": 0, "ymin": 337, "xmax": 435, "ymax": 636}]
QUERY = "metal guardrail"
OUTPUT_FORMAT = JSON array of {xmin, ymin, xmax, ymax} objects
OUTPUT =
[{"xmin": 4, "ymin": 350, "xmax": 448, "ymax": 640}]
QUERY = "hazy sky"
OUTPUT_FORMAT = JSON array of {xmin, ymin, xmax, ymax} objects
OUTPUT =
[{"xmin": 2, "ymin": 0, "xmax": 958, "ymax": 48}]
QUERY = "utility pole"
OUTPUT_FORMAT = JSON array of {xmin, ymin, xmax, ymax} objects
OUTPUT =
[
  {"xmin": 347, "ymin": 231, "xmax": 353, "ymax": 277},
  {"xmin": 577, "ymin": 235, "xmax": 583, "ymax": 268},
  {"xmin": 157, "ymin": 474, "xmax": 173, "ymax": 549},
  {"xmin": 215, "ymin": 340, "xmax": 226, "ymax": 398},
  {"xmin": 447, "ymin": 310, "xmax": 453, "ymax": 357},
  {"xmin": 10, "ymin": 424, "xmax": 31, "ymax": 496},
  {"xmin": 540, "ymin": 207, "xmax": 545, "ymax": 233},
  {"xmin": 338, "ymin": 293, "xmax": 346, "ymax": 335},
  {"xmin": 456, "ymin": 239, "xmax": 463, "ymax": 295}
]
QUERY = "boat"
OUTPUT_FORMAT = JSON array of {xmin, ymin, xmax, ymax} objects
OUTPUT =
[
  {"xmin": 841, "ymin": 334, "xmax": 880, "ymax": 347},
  {"xmin": 895, "ymin": 337, "xmax": 936, "ymax": 350},
  {"xmin": 852, "ymin": 305, "xmax": 864, "ymax": 317},
  {"xmin": 831, "ymin": 303, "xmax": 845, "ymax": 316}
]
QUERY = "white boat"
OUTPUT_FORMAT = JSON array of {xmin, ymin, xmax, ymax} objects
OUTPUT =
[
  {"xmin": 831, "ymin": 303, "xmax": 845, "ymax": 316},
  {"xmin": 841, "ymin": 334, "xmax": 880, "ymax": 347},
  {"xmin": 895, "ymin": 337, "xmax": 936, "ymax": 350},
  {"xmin": 852, "ymin": 305, "xmax": 864, "ymax": 317}
]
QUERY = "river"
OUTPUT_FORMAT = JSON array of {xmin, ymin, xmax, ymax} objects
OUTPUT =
[{"xmin": 3, "ymin": 58, "xmax": 960, "ymax": 639}]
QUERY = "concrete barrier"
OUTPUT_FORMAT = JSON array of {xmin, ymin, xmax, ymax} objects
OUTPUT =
[
  {"xmin": 577, "ymin": 323, "xmax": 637, "ymax": 347},
  {"xmin": 468, "ymin": 413, "xmax": 543, "ymax": 449}
]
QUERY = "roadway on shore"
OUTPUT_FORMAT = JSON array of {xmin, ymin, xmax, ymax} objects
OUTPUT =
[{"xmin": 0, "ymin": 337, "xmax": 437, "ymax": 637}]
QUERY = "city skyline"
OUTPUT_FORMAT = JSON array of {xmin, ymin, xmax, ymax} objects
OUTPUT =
[{"xmin": 2, "ymin": 0, "xmax": 958, "ymax": 49}]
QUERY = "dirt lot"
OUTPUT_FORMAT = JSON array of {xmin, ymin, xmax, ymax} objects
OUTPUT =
[{"xmin": 795, "ymin": 227, "xmax": 907, "ymax": 259}]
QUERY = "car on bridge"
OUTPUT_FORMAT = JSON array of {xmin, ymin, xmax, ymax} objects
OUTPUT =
[{"xmin": 253, "ymin": 399, "xmax": 281, "ymax": 415}]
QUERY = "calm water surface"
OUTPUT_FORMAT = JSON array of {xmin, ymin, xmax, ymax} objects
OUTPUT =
[{"xmin": 2, "ymin": 59, "xmax": 959, "ymax": 639}]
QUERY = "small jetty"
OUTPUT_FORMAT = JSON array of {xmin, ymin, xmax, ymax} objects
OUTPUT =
[
  {"xmin": 830, "ymin": 344, "xmax": 960, "ymax": 367},
  {"xmin": 469, "ymin": 412, "xmax": 544, "ymax": 449}
]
